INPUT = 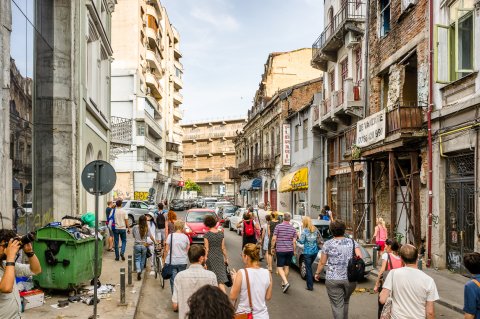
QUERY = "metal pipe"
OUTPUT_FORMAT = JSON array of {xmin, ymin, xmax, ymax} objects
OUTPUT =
[
  {"xmin": 427, "ymin": 0, "xmax": 434, "ymax": 267},
  {"xmin": 119, "ymin": 268, "xmax": 126, "ymax": 305},
  {"xmin": 362, "ymin": 0, "xmax": 371, "ymax": 118},
  {"xmin": 127, "ymin": 255, "xmax": 133, "ymax": 286}
]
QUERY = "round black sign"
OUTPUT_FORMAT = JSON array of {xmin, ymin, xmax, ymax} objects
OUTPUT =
[{"xmin": 81, "ymin": 160, "xmax": 117, "ymax": 195}]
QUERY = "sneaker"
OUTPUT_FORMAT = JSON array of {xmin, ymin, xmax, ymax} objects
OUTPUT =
[
  {"xmin": 282, "ymin": 283, "xmax": 290, "ymax": 293},
  {"xmin": 149, "ymin": 271, "xmax": 155, "ymax": 276},
  {"xmin": 121, "ymin": 254, "xmax": 125, "ymax": 261},
  {"xmin": 115, "ymin": 257, "xmax": 119, "ymax": 261},
  {"xmin": 137, "ymin": 273, "xmax": 142, "ymax": 281}
]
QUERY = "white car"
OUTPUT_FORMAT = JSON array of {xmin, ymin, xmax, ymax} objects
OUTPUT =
[
  {"xmin": 214, "ymin": 201, "xmax": 232, "ymax": 215},
  {"xmin": 228, "ymin": 208, "xmax": 247, "ymax": 235}
]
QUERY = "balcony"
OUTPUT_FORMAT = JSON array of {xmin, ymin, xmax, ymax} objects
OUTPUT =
[
  {"xmin": 166, "ymin": 150, "xmax": 181, "ymax": 162},
  {"xmin": 311, "ymin": 1, "xmax": 366, "ymax": 71},
  {"xmin": 137, "ymin": 136, "xmax": 163, "ymax": 158},
  {"xmin": 332, "ymin": 79, "xmax": 363, "ymax": 120},
  {"xmin": 137, "ymin": 102, "xmax": 162, "ymax": 138},
  {"xmin": 173, "ymin": 126, "xmax": 183, "ymax": 137},
  {"xmin": 172, "ymin": 74, "xmax": 183, "ymax": 90},
  {"xmin": 173, "ymin": 91, "xmax": 183, "ymax": 104},
  {"xmin": 174, "ymin": 46, "xmax": 182, "ymax": 59},
  {"xmin": 252, "ymin": 155, "xmax": 275, "ymax": 170},
  {"xmin": 228, "ymin": 167, "xmax": 240, "ymax": 180},
  {"xmin": 146, "ymin": 5, "xmax": 158, "ymax": 23},
  {"xmin": 173, "ymin": 108, "xmax": 183, "ymax": 121},
  {"xmin": 111, "ymin": 116, "xmax": 133, "ymax": 145},
  {"xmin": 146, "ymin": 48, "xmax": 163, "ymax": 75},
  {"xmin": 146, "ymin": 72, "xmax": 163, "ymax": 99},
  {"xmin": 238, "ymin": 160, "xmax": 252, "ymax": 175}
]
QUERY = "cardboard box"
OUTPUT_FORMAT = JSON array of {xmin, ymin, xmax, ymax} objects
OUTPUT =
[{"xmin": 20, "ymin": 289, "xmax": 44, "ymax": 310}]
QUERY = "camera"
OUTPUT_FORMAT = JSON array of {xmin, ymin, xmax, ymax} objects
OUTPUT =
[{"xmin": 14, "ymin": 232, "xmax": 35, "ymax": 247}]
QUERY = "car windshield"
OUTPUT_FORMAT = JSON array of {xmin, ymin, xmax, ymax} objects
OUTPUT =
[
  {"xmin": 23, "ymin": 203, "xmax": 32, "ymax": 208},
  {"xmin": 171, "ymin": 199, "xmax": 182, "ymax": 204},
  {"xmin": 122, "ymin": 202, "xmax": 127, "ymax": 207},
  {"xmin": 206, "ymin": 202, "xmax": 215, "ymax": 208},
  {"xmin": 223, "ymin": 206, "xmax": 237, "ymax": 214},
  {"xmin": 186, "ymin": 211, "xmax": 216, "ymax": 223},
  {"xmin": 316, "ymin": 225, "xmax": 332, "ymax": 240}
]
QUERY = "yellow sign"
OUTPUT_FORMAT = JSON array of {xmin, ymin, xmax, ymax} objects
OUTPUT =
[
  {"xmin": 279, "ymin": 167, "xmax": 309, "ymax": 193},
  {"xmin": 134, "ymin": 191, "xmax": 149, "ymax": 201}
]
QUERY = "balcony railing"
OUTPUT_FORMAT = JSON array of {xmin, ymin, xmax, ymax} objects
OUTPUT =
[
  {"xmin": 386, "ymin": 105, "xmax": 424, "ymax": 135},
  {"xmin": 252, "ymin": 155, "xmax": 275, "ymax": 170},
  {"xmin": 345, "ymin": 125, "xmax": 357, "ymax": 153},
  {"xmin": 228, "ymin": 167, "xmax": 240, "ymax": 179},
  {"xmin": 238, "ymin": 160, "xmax": 251, "ymax": 174},
  {"xmin": 321, "ymin": 98, "xmax": 332, "ymax": 117},
  {"xmin": 312, "ymin": 1, "xmax": 366, "ymax": 58},
  {"xmin": 111, "ymin": 116, "xmax": 133, "ymax": 145},
  {"xmin": 313, "ymin": 105, "xmax": 320, "ymax": 122}
]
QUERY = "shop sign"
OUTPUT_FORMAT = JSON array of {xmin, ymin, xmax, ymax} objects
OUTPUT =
[
  {"xmin": 356, "ymin": 109, "xmax": 386, "ymax": 147},
  {"xmin": 282, "ymin": 124, "xmax": 291, "ymax": 166}
]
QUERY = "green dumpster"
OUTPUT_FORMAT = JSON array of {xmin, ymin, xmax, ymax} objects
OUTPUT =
[{"xmin": 33, "ymin": 226, "xmax": 103, "ymax": 290}]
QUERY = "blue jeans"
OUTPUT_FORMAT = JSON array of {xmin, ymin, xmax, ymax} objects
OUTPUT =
[
  {"xmin": 304, "ymin": 253, "xmax": 317, "ymax": 290},
  {"xmin": 113, "ymin": 229, "xmax": 127, "ymax": 259},
  {"xmin": 134, "ymin": 244, "xmax": 147, "ymax": 273},
  {"xmin": 169, "ymin": 264, "xmax": 187, "ymax": 294}
]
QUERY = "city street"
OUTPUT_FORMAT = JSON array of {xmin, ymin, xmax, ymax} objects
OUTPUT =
[{"xmin": 136, "ymin": 211, "xmax": 462, "ymax": 319}]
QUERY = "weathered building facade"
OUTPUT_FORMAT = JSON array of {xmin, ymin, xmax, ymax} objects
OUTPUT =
[
  {"xmin": 111, "ymin": 0, "xmax": 184, "ymax": 203},
  {"xmin": 182, "ymin": 118, "xmax": 246, "ymax": 197}
]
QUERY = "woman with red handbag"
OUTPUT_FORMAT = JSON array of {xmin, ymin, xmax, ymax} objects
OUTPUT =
[{"xmin": 230, "ymin": 244, "xmax": 272, "ymax": 319}]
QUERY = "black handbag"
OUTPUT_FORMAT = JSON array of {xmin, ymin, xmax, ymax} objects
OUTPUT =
[
  {"xmin": 347, "ymin": 238, "xmax": 366, "ymax": 282},
  {"xmin": 161, "ymin": 234, "xmax": 174, "ymax": 279},
  {"xmin": 225, "ymin": 263, "xmax": 233, "ymax": 287}
]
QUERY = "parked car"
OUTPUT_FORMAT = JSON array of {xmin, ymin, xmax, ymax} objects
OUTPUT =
[
  {"xmin": 141, "ymin": 201, "xmax": 156, "ymax": 211},
  {"xmin": 171, "ymin": 199, "xmax": 186, "ymax": 211},
  {"xmin": 214, "ymin": 201, "xmax": 232, "ymax": 216},
  {"xmin": 291, "ymin": 219, "xmax": 373, "ymax": 280},
  {"xmin": 184, "ymin": 209, "xmax": 223, "ymax": 244},
  {"xmin": 195, "ymin": 198, "xmax": 205, "ymax": 208},
  {"xmin": 187, "ymin": 198, "xmax": 196, "ymax": 209},
  {"xmin": 203, "ymin": 197, "xmax": 218, "ymax": 208},
  {"xmin": 221, "ymin": 205, "xmax": 238, "ymax": 228},
  {"xmin": 122, "ymin": 200, "xmax": 154, "ymax": 226},
  {"xmin": 228, "ymin": 208, "xmax": 248, "ymax": 235}
]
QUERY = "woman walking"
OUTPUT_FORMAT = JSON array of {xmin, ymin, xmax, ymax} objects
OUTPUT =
[
  {"xmin": 373, "ymin": 217, "xmax": 388, "ymax": 262},
  {"xmin": 374, "ymin": 238, "xmax": 403, "ymax": 318},
  {"xmin": 238, "ymin": 212, "xmax": 258, "ymax": 248},
  {"xmin": 230, "ymin": 243, "xmax": 272, "ymax": 319},
  {"xmin": 261, "ymin": 215, "xmax": 271, "ymax": 267},
  {"xmin": 314, "ymin": 220, "xmax": 362, "ymax": 319},
  {"xmin": 204, "ymin": 215, "xmax": 229, "ymax": 293},
  {"xmin": 164, "ymin": 210, "xmax": 177, "ymax": 240},
  {"xmin": 267, "ymin": 212, "xmax": 280, "ymax": 272},
  {"xmin": 297, "ymin": 216, "xmax": 319, "ymax": 291},
  {"xmin": 164, "ymin": 220, "xmax": 190, "ymax": 294},
  {"xmin": 145, "ymin": 212, "xmax": 157, "ymax": 275},
  {"xmin": 132, "ymin": 215, "xmax": 155, "ymax": 281}
]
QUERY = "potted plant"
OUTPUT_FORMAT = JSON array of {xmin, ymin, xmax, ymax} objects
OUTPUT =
[{"xmin": 351, "ymin": 144, "xmax": 361, "ymax": 159}]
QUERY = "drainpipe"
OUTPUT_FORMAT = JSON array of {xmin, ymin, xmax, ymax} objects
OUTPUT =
[{"xmin": 427, "ymin": 0, "xmax": 434, "ymax": 267}]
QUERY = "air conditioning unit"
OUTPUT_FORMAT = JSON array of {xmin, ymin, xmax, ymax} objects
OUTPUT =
[{"xmin": 345, "ymin": 31, "xmax": 361, "ymax": 48}]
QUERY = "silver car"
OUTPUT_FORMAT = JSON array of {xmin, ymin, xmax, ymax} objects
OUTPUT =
[
  {"xmin": 122, "ymin": 200, "xmax": 154, "ymax": 226},
  {"xmin": 291, "ymin": 219, "xmax": 373, "ymax": 280},
  {"xmin": 228, "ymin": 208, "xmax": 247, "ymax": 235}
]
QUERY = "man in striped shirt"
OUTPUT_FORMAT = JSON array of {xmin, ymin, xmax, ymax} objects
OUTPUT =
[{"xmin": 271, "ymin": 212, "xmax": 297, "ymax": 293}]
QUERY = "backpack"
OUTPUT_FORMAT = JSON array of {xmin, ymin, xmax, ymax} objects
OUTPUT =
[
  {"xmin": 244, "ymin": 220, "xmax": 254, "ymax": 237},
  {"xmin": 156, "ymin": 211, "xmax": 166, "ymax": 229},
  {"xmin": 347, "ymin": 238, "xmax": 365, "ymax": 282}
]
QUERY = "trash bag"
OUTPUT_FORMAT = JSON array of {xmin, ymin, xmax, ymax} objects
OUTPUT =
[{"xmin": 81, "ymin": 212, "xmax": 96, "ymax": 227}]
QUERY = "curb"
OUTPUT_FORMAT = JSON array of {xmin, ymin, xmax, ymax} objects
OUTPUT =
[
  {"xmin": 133, "ymin": 271, "xmax": 148, "ymax": 319},
  {"xmin": 369, "ymin": 269, "xmax": 463, "ymax": 315}
]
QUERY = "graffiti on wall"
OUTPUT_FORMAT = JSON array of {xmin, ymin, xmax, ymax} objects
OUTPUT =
[
  {"xmin": 16, "ymin": 208, "xmax": 55, "ymax": 234},
  {"xmin": 134, "ymin": 192, "xmax": 149, "ymax": 201},
  {"xmin": 113, "ymin": 189, "xmax": 132, "ymax": 200}
]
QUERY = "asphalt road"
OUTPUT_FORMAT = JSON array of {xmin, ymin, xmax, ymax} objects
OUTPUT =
[{"xmin": 135, "ymin": 210, "xmax": 462, "ymax": 319}]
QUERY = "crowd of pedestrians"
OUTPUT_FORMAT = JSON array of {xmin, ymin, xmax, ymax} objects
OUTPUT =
[{"xmin": 102, "ymin": 200, "xmax": 480, "ymax": 319}]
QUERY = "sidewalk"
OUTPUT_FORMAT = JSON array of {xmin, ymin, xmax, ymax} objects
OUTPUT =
[
  {"xmin": 23, "ymin": 238, "xmax": 146, "ymax": 319},
  {"xmin": 370, "ymin": 263, "xmax": 469, "ymax": 314}
]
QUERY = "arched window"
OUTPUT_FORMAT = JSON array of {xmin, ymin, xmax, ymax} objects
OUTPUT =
[
  {"xmin": 270, "ymin": 180, "xmax": 277, "ymax": 190},
  {"xmin": 97, "ymin": 150, "xmax": 103, "ymax": 160},
  {"xmin": 328, "ymin": 7, "xmax": 334, "ymax": 27},
  {"xmin": 85, "ymin": 143, "xmax": 94, "ymax": 164}
]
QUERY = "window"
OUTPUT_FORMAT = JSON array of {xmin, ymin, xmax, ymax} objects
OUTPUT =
[
  {"xmin": 137, "ymin": 123, "xmax": 146, "ymax": 136},
  {"xmin": 329, "ymin": 70, "xmax": 335, "ymax": 93},
  {"xmin": 303, "ymin": 119, "xmax": 308, "ymax": 149},
  {"xmin": 294, "ymin": 125, "xmax": 299, "ymax": 152},
  {"xmin": 379, "ymin": 0, "xmax": 391, "ymax": 37},
  {"xmin": 340, "ymin": 58, "xmax": 348, "ymax": 92},
  {"xmin": 354, "ymin": 48, "xmax": 362, "ymax": 83},
  {"xmin": 434, "ymin": 0, "xmax": 474, "ymax": 83}
]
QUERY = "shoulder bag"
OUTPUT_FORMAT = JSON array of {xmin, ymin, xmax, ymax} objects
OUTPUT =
[
  {"xmin": 347, "ymin": 238, "xmax": 366, "ymax": 282},
  {"xmin": 234, "ymin": 269, "xmax": 254, "ymax": 319},
  {"xmin": 107, "ymin": 208, "xmax": 116, "ymax": 231},
  {"xmin": 161, "ymin": 234, "xmax": 174, "ymax": 279},
  {"xmin": 380, "ymin": 272, "xmax": 394, "ymax": 319},
  {"xmin": 379, "ymin": 253, "xmax": 394, "ymax": 288},
  {"xmin": 225, "ymin": 262, "xmax": 233, "ymax": 288}
]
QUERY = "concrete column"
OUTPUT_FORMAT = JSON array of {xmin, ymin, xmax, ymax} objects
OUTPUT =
[
  {"xmin": 0, "ymin": 0, "xmax": 13, "ymax": 228},
  {"xmin": 33, "ymin": 0, "xmax": 76, "ymax": 223}
]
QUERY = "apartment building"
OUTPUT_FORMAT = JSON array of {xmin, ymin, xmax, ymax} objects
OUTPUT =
[
  {"xmin": 182, "ymin": 118, "xmax": 246, "ymax": 197},
  {"xmin": 430, "ymin": 0, "xmax": 480, "ymax": 270},
  {"xmin": 233, "ymin": 48, "xmax": 322, "ymax": 209},
  {"xmin": 111, "ymin": 0, "xmax": 184, "ymax": 203}
]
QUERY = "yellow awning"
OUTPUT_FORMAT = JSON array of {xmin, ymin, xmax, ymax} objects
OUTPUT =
[{"xmin": 279, "ymin": 167, "xmax": 308, "ymax": 193}]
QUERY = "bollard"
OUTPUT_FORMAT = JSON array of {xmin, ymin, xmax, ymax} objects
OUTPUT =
[
  {"xmin": 372, "ymin": 246, "xmax": 378, "ymax": 267},
  {"xmin": 119, "ymin": 268, "xmax": 126, "ymax": 305},
  {"xmin": 127, "ymin": 255, "xmax": 133, "ymax": 286}
]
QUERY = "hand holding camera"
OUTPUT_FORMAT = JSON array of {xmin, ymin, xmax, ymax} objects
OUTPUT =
[{"xmin": 5, "ymin": 239, "xmax": 22, "ymax": 262}]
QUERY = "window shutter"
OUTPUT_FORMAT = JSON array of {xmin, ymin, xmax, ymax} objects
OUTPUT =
[
  {"xmin": 455, "ymin": 9, "xmax": 474, "ymax": 73},
  {"xmin": 434, "ymin": 24, "xmax": 450, "ymax": 83}
]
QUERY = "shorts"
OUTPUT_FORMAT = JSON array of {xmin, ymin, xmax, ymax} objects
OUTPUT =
[
  {"xmin": 276, "ymin": 251, "xmax": 294, "ymax": 267},
  {"xmin": 156, "ymin": 229, "xmax": 165, "ymax": 242},
  {"xmin": 108, "ymin": 225, "xmax": 114, "ymax": 236},
  {"xmin": 376, "ymin": 240, "xmax": 386, "ymax": 251}
]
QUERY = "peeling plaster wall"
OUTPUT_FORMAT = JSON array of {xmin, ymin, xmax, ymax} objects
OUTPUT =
[{"xmin": 386, "ymin": 65, "xmax": 402, "ymax": 110}]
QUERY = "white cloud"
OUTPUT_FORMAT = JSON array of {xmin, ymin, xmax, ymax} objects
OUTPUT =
[{"xmin": 190, "ymin": 5, "xmax": 240, "ymax": 31}]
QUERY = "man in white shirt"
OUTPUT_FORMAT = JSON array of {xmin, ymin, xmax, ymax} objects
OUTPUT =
[
  {"xmin": 113, "ymin": 199, "xmax": 130, "ymax": 261},
  {"xmin": 172, "ymin": 245, "xmax": 217, "ymax": 319},
  {"xmin": 380, "ymin": 244, "xmax": 439, "ymax": 319}
]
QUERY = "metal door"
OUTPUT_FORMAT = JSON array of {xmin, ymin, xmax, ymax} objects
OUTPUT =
[{"xmin": 445, "ymin": 153, "xmax": 475, "ymax": 273}]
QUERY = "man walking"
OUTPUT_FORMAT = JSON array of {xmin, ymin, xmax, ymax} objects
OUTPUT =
[
  {"xmin": 380, "ymin": 244, "xmax": 439, "ymax": 319},
  {"xmin": 463, "ymin": 252, "xmax": 480, "ymax": 319},
  {"xmin": 172, "ymin": 245, "xmax": 217, "ymax": 319},
  {"xmin": 271, "ymin": 212, "xmax": 297, "ymax": 293},
  {"xmin": 113, "ymin": 199, "xmax": 130, "ymax": 261},
  {"xmin": 155, "ymin": 203, "xmax": 167, "ymax": 244}
]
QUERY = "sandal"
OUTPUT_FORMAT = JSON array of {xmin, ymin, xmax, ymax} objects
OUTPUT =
[{"xmin": 107, "ymin": 248, "xmax": 114, "ymax": 252}]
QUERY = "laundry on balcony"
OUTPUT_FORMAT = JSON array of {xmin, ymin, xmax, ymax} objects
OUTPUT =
[
  {"xmin": 279, "ymin": 167, "xmax": 309, "ymax": 193},
  {"xmin": 239, "ymin": 178, "xmax": 262, "ymax": 191}
]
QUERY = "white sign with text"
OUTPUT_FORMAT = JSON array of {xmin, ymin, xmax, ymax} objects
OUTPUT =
[
  {"xmin": 282, "ymin": 124, "xmax": 291, "ymax": 166},
  {"xmin": 356, "ymin": 109, "xmax": 386, "ymax": 147}
]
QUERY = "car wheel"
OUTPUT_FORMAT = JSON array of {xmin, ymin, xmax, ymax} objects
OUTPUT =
[
  {"xmin": 128, "ymin": 215, "xmax": 135, "ymax": 227},
  {"xmin": 299, "ymin": 257, "xmax": 307, "ymax": 280}
]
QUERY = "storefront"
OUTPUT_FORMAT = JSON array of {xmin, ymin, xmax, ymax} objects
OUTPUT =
[
  {"xmin": 240, "ymin": 178, "xmax": 262, "ymax": 206},
  {"xmin": 279, "ymin": 167, "xmax": 308, "ymax": 215}
]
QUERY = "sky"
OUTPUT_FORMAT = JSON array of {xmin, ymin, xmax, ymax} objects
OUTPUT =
[{"xmin": 162, "ymin": 0, "xmax": 324, "ymax": 123}]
